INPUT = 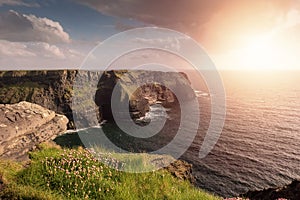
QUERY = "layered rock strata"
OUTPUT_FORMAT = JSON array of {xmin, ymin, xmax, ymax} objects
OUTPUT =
[{"xmin": 0, "ymin": 101, "xmax": 68, "ymax": 161}]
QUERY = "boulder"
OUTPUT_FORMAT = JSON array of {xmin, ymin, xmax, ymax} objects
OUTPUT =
[{"xmin": 0, "ymin": 101, "xmax": 68, "ymax": 161}]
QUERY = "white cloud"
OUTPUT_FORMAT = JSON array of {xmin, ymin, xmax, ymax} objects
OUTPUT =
[
  {"xmin": 76, "ymin": 0, "xmax": 295, "ymax": 53},
  {"xmin": 0, "ymin": 0, "xmax": 38, "ymax": 7},
  {"xmin": 274, "ymin": 9, "xmax": 300, "ymax": 30},
  {"xmin": 0, "ymin": 40, "xmax": 35, "ymax": 57},
  {"xmin": 0, "ymin": 40, "xmax": 67, "ymax": 59},
  {"xmin": 0, "ymin": 10, "xmax": 90, "ymax": 69},
  {"xmin": 133, "ymin": 37, "xmax": 181, "ymax": 51},
  {"xmin": 0, "ymin": 10, "xmax": 70, "ymax": 43},
  {"xmin": 0, "ymin": 40, "xmax": 85, "ymax": 69},
  {"xmin": 29, "ymin": 42, "xmax": 66, "ymax": 59}
]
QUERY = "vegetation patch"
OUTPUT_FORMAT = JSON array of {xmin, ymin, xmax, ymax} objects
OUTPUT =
[{"xmin": 0, "ymin": 143, "xmax": 220, "ymax": 200}]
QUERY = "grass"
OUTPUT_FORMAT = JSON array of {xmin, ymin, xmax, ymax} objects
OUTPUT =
[
  {"xmin": 0, "ymin": 143, "xmax": 220, "ymax": 200},
  {"xmin": 88, "ymin": 145, "xmax": 176, "ymax": 173},
  {"xmin": 0, "ymin": 82, "xmax": 45, "ymax": 104}
]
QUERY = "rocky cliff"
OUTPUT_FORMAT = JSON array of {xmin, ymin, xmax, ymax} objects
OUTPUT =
[
  {"xmin": 0, "ymin": 70, "xmax": 76, "ymax": 128},
  {"xmin": 0, "ymin": 70, "xmax": 195, "ymax": 129},
  {"xmin": 94, "ymin": 70, "xmax": 195, "ymax": 122},
  {"xmin": 0, "ymin": 101, "xmax": 68, "ymax": 161},
  {"xmin": 241, "ymin": 180, "xmax": 300, "ymax": 200},
  {"xmin": 164, "ymin": 159, "xmax": 195, "ymax": 183}
]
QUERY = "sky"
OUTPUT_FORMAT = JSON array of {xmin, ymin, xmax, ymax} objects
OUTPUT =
[{"xmin": 0, "ymin": 0, "xmax": 300, "ymax": 70}]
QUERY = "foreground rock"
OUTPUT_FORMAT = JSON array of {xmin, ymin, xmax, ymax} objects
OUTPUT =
[
  {"xmin": 242, "ymin": 180, "xmax": 300, "ymax": 200},
  {"xmin": 0, "ymin": 101, "xmax": 68, "ymax": 161}
]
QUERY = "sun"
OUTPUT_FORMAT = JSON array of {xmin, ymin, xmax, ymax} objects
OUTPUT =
[
  {"xmin": 217, "ymin": 31, "xmax": 298, "ymax": 70},
  {"xmin": 237, "ymin": 34, "xmax": 283, "ymax": 70}
]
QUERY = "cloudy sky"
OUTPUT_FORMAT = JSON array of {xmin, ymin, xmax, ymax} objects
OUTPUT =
[{"xmin": 0, "ymin": 0, "xmax": 300, "ymax": 70}]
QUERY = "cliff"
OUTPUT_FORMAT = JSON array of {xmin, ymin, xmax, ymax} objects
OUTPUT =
[
  {"xmin": 242, "ymin": 180, "xmax": 300, "ymax": 200},
  {"xmin": 0, "ymin": 101, "xmax": 68, "ymax": 161},
  {"xmin": 0, "ymin": 70, "xmax": 195, "ymax": 129},
  {"xmin": 94, "ymin": 70, "xmax": 194, "ymax": 121},
  {"xmin": 0, "ymin": 70, "xmax": 76, "ymax": 128}
]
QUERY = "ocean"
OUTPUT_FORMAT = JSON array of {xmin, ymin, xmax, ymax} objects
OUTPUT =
[
  {"xmin": 183, "ymin": 70, "xmax": 300, "ymax": 197},
  {"xmin": 78, "ymin": 70, "xmax": 300, "ymax": 197}
]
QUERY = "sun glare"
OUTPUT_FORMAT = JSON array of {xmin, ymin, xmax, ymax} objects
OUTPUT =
[
  {"xmin": 237, "ymin": 35, "xmax": 282, "ymax": 70},
  {"xmin": 215, "ymin": 33, "xmax": 291, "ymax": 70}
]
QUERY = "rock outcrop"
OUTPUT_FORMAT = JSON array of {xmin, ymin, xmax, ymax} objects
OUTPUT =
[
  {"xmin": 94, "ymin": 70, "xmax": 195, "ymax": 122},
  {"xmin": 242, "ymin": 180, "xmax": 300, "ymax": 200},
  {"xmin": 0, "ymin": 101, "xmax": 68, "ymax": 161},
  {"xmin": 164, "ymin": 160, "xmax": 195, "ymax": 183}
]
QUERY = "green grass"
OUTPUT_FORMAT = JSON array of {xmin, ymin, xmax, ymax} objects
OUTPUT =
[
  {"xmin": 88, "ymin": 145, "xmax": 175, "ymax": 173},
  {"xmin": 0, "ymin": 143, "xmax": 220, "ymax": 200}
]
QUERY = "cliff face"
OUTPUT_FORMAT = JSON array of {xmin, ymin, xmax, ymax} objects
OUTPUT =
[
  {"xmin": 0, "ymin": 70, "xmax": 195, "ymax": 129},
  {"xmin": 242, "ymin": 180, "xmax": 300, "ymax": 200},
  {"xmin": 94, "ymin": 70, "xmax": 195, "ymax": 122},
  {"xmin": 0, "ymin": 70, "xmax": 76, "ymax": 128}
]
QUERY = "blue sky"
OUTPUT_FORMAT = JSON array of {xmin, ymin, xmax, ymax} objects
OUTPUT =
[
  {"xmin": 0, "ymin": 0, "xmax": 300, "ymax": 70},
  {"xmin": 0, "ymin": 0, "xmax": 147, "ymax": 68},
  {"xmin": 0, "ymin": 0, "xmax": 139, "ymax": 41}
]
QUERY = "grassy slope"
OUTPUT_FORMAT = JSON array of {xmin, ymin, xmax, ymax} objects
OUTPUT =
[{"xmin": 0, "ymin": 143, "xmax": 220, "ymax": 200}]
